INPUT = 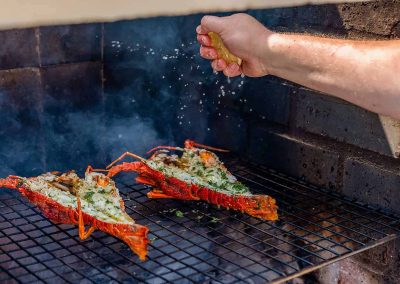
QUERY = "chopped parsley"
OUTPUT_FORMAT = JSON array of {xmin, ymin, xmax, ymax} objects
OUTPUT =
[
  {"xmin": 84, "ymin": 191, "xmax": 95, "ymax": 203},
  {"xmin": 210, "ymin": 217, "xmax": 219, "ymax": 223},
  {"xmin": 175, "ymin": 210, "xmax": 184, "ymax": 217},
  {"xmin": 220, "ymin": 171, "xmax": 227, "ymax": 180}
]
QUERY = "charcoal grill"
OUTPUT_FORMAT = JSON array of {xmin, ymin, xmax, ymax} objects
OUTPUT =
[{"xmin": 1, "ymin": 158, "xmax": 399, "ymax": 283}]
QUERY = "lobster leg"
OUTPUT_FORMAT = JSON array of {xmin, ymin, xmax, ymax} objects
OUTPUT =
[
  {"xmin": 147, "ymin": 189, "xmax": 176, "ymax": 199},
  {"xmin": 85, "ymin": 165, "xmax": 108, "ymax": 174},
  {"xmin": 136, "ymin": 176, "xmax": 157, "ymax": 186},
  {"xmin": 77, "ymin": 197, "xmax": 96, "ymax": 240}
]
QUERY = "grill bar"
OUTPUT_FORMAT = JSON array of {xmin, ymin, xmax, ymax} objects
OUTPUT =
[
  {"xmin": 1, "ymin": 158, "xmax": 399, "ymax": 283},
  {"xmin": 244, "ymin": 164, "xmax": 396, "ymax": 233}
]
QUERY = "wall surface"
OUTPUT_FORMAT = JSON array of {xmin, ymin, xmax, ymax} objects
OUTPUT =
[{"xmin": 0, "ymin": 1, "xmax": 399, "ymax": 282}]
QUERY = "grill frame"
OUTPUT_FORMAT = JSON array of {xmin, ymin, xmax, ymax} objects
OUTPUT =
[{"xmin": 1, "ymin": 158, "xmax": 399, "ymax": 283}]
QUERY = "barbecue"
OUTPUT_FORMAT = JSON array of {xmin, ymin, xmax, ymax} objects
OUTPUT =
[{"xmin": 0, "ymin": 1, "xmax": 399, "ymax": 283}]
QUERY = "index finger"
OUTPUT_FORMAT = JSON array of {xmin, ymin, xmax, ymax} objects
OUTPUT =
[{"xmin": 196, "ymin": 25, "xmax": 209, "ymax": 35}]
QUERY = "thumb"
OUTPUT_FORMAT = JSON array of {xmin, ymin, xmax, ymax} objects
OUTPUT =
[{"xmin": 200, "ymin": 15, "xmax": 225, "ymax": 34}]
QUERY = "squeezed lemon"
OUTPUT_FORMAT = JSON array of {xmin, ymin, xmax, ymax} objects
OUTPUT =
[{"xmin": 208, "ymin": 32, "xmax": 242, "ymax": 65}]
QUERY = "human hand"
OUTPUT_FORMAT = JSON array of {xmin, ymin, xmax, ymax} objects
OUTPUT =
[{"xmin": 196, "ymin": 13, "xmax": 273, "ymax": 77}]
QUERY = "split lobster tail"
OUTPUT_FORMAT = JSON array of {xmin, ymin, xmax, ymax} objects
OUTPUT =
[
  {"xmin": 104, "ymin": 140, "xmax": 279, "ymax": 221},
  {"xmin": 112, "ymin": 224, "xmax": 149, "ymax": 261},
  {"xmin": 243, "ymin": 195, "xmax": 278, "ymax": 221},
  {"xmin": 137, "ymin": 171, "xmax": 279, "ymax": 221},
  {"xmin": 0, "ymin": 173, "xmax": 150, "ymax": 261}
]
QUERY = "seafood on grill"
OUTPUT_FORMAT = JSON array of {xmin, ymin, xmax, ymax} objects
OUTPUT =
[
  {"xmin": 0, "ymin": 167, "xmax": 149, "ymax": 260},
  {"xmin": 105, "ymin": 140, "xmax": 278, "ymax": 221}
]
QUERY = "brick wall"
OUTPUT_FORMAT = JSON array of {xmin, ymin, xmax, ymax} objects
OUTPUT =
[
  {"xmin": 0, "ymin": 24, "xmax": 104, "ymax": 175},
  {"xmin": 0, "ymin": 1, "xmax": 399, "ymax": 212}
]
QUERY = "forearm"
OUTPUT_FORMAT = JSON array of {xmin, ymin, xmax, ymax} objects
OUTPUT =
[{"xmin": 265, "ymin": 34, "xmax": 400, "ymax": 119}]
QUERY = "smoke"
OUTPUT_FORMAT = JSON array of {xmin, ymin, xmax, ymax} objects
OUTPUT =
[
  {"xmin": 103, "ymin": 15, "xmax": 249, "ymax": 150},
  {"xmin": 43, "ymin": 110, "xmax": 172, "ymax": 174},
  {"xmin": 0, "ymin": 14, "xmax": 250, "ymax": 178},
  {"xmin": 0, "ymin": 88, "xmax": 46, "ymax": 177}
]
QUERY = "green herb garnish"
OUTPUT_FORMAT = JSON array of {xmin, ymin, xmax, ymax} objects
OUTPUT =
[
  {"xmin": 84, "ymin": 191, "xmax": 95, "ymax": 203},
  {"xmin": 175, "ymin": 210, "xmax": 184, "ymax": 217},
  {"xmin": 220, "ymin": 171, "xmax": 227, "ymax": 180},
  {"xmin": 210, "ymin": 217, "xmax": 219, "ymax": 223}
]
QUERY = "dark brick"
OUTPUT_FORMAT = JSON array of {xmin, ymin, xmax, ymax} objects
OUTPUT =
[
  {"xmin": 242, "ymin": 77, "xmax": 291, "ymax": 126},
  {"xmin": 343, "ymin": 157, "xmax": 400, "ymax": 213},
  {"xmin": 41, "ymin": 62, "xmax": 102, "ymax": 110},
  {"xmin": 247, "ymin": 127, "xmax": 339, "ymax": 188},
  {"xmin": 0, "ymin": 29, "xmax": 39, "ymax": 70},
  {"xmin": 352, "ymin": 240, "xmax": 398, "ymax": 276},
  {"xmin": 41, "ymin": 62, "xmax": 104, "ymax": 172},
  {"xmin": 392, "ymin": 21, "xmax": 400, "ymax": 38},
  {"xmin": 39, "ymin": 24, "xmax": 102, "ymax": 66},
  {"xmin": 338, "ymin": 0, "xmax": 400, "ymax": 36},
  {"xmin": 381, "ymin": 239, "xmax": 400, "ymax": 283},
  {"xmin": 250, "ymin": 4, "xmax": 346, "ymax": 35},
  {"xmin": 295, "ymin": 88, "xmax": 400, "ymax": 158},
  {"xmin": 0, "ymin": 68, "xmax": 45, "ymax": 176},
  {"xmin": 346, "ymin": 29, "xmax": 390, "ymax": 40},
  {"xmin": 315, "ymin": 257, "xmax": 385, "ymax": 284}
]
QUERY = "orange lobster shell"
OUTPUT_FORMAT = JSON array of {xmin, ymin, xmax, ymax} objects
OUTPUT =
[{"xmin": 0, "ymin": 175, "xmax": 149, "ymax": 260}]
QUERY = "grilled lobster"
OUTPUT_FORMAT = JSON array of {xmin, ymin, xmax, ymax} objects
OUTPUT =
[
  {"xmin": 106, "ymin": 140, "xmax": 278, "ymax": 221},
  {"xmin": 0, "ymin": 167, "xmax": 149, "ymax": 260}
]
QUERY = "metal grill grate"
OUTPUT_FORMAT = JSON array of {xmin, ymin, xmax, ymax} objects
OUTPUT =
[{"xmin": 1, "ymin": 159, "xmax": 400, "ymax": 283}]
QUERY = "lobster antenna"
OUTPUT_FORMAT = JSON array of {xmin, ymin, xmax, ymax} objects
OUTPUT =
[
  {"xmin": 146, "ymin": 146, "xmax": 184, "ymax": 155},
  {"xmin": 106, "ymin": 152, "xmax": 146, "ymax": 169},
  {"xmin": 185, "ymin": 140, "xmax": 229, "ymax": 153}
]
